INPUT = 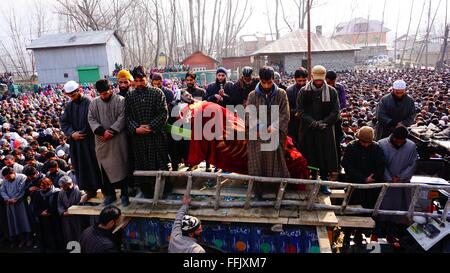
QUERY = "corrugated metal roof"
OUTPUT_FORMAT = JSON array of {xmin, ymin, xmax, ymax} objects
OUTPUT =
[
  {"xmin": 335, "ymin": 17, "xmax": 391, "ymax": 35},
  {"xmin": 251, "ymin": 29, "xmax": 359, "ymax": 56},
  {"xmin": 27, "ymin": 30, "xmax": 125, "ymax": 50}
]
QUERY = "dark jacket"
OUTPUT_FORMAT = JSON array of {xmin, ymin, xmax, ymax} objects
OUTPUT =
[
  {"xmin": 80, "ymin": 225, "xmax": 118, "ymax": 253},
  {"xmin": 206, "ymin": 81, "xmax": 234, "ymax": 107},
  {"xmin": 341, "ymin": 140, "xmax": 386, "ymax": 208},
  {"xmin": 229, "ymin": 78, "xmax": 259, "ymax": 106},
  {"xmin": 183, "ymin": 86, "xmax": 206, "ymax": 101}
]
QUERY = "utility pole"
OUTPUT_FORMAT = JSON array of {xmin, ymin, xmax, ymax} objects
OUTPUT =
[
  {"xmin": 425, "ymin": 0, "xmax": 432, "ymax": 68},
  {"xmin": 307, "ymin": 0, "xmax": 312, "ymax": 80},
  {"xmin": 438, "ymin": 0, "xmax": 449, "ymax": 69}
]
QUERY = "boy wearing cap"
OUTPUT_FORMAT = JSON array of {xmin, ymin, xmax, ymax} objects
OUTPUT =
[
  {"xmin": 375, "ymin": 80, "xmax": 416, "ymax": 140},
  {"xmin": 60, "ymin": 80, "xmax": 102, "ymax": 203},
  {"xmin": 297, "ymin": 65, "xmax": 340, "ymax": 194}
]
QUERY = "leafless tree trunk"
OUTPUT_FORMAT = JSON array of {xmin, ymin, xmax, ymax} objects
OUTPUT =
[
  {"xmin": 189, "ymin": 0, "xmax": 197, "ymax": 52},
  {"xmin": 208, "ymin": 0, "xmax": 220, "ymax": 56},
  {"xmin": 400, "ymin": 0, "xmax": 415, "ymax": 65},
  {"xmin": 280, "ymin": 1, "xmax": 294, "ymax": 32},
  {"xmin": 275, "ymin": 0, "xmax": 280, "ymax": 39}
]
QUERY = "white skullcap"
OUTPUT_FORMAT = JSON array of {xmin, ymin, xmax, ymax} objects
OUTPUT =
[
  {"xmin": 393, "ymin": 80, "xmax": 407, "ymax": 90},
  {"xmin": 63, "ymin": 80, "xmax": 79, "ymax": 94},
  {"xmin": 57, "ymin": 150, "xmax": 65, "ymax": 157},
  {"xmin": 32, "ymin": 132, "xmax": 39, "ymax": 138}
]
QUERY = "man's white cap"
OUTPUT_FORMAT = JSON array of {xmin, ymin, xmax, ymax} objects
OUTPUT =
[
  {"xmin": 31, "ymin": 132, "xmax": 39, "ymax": 138},
  {"xmin": 45, "ymin": 128, "xmax": 53, "ymax": 135},
  {"xmin": 57, "ymin": 150, "xmax": 65, "ymax": 157},
  {"xmin": 2, "ymin": 123, "xmax": 10, "ymax": 130},
  {"xmin": 393, "ymin": 80, "xmax": 407, "ymax": 90},
  {"xmin": 64, "ymin": 80, "xmax": 80, "ymax": 94}
]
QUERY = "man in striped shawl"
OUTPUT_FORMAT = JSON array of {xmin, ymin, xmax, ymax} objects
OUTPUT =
[{"xmin": 125, "ymin": 66, "xmax": 169, "ymax": 198}]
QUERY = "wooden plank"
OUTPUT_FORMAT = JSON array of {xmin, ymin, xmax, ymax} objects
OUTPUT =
[
  {"xmin": 331, "ymin": 189, "xmax": 346, "ymax": 199},
  {"xmin": 373, "ymin": 185, "xmax": 388, "ymax": 217},
  {"xmin": 316, "ymin": 226, "xmax": 332, "ymax": 253},
  {"xmin": 244, "ymin": 179, "xmax": 254, "ymax": 210},
  {"xmin": 336, "ymin": 216, "xmax": 376, "ymax": 228},
  {"xmin": 307, "ymin": 184, "xmax": 320, "ymax": 210},
  {"xmin": 153, "ymin": 173, "xmax": 162, "ymax": 205},
  {"xmin": 275, "ymin": 181, "xmax": 288, "ymax": 210},
  {"xmin": 69, "ymin": 205, "xmax": 340, "ymax": 226},
  {"xmin": 336, "ymin": 205, "xmax": 365, "ymax": 215},
  {"xmin": 172, "ymin": 187, "xmax": 251, "ymax": 198},
  {"xmin": 214, "ymin": 176, "xmax": 223, "ymax": 210},
  {"xmin": 262, "ymin": 191, "xmax": 309, "ymax": 200}
]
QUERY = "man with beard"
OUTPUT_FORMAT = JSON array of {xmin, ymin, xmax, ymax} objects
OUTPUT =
[
  {"xmin": 116, "ymin": 70, "xmax": 134, "ymax": 98},
  {"xmin": 60, "ymin": 80, "xmax": 102, "ymax": 203},
  {"xmin": 125, "ymin": 66, "xmax": 169, "ymax": 198},
  {"xmin": 229, "ymin": 66, "xmax": 259, "ymax": 107},
  {"xmin": 297, "ymin": 65, "xmax": 340, "ymax": 194},
  {"xmin": 206, "ymin": 67, "xmax": 233, "ymax": 107},
  {"xmin": 182, "ymin": 72, "xmax": 206, "ymax": 100},
  {"xmin": 88, "ymin": 79, "xmax": 129, "ymax": 206},
  {"xmin": 274, "ymin": 72, "xmax": 288, "ymax": 91},
  {"xmin": 116, "ymin": 70, "xmax": 136, "ymax": 193},
  {"xmin": 286, "ymin": 68, "xmax": 308, "ymax": 142},
  {"xmin": 79, "ymin": 206, "xmax": 122, "ymax": 253},
  {"xmin": 246, "ymin": 66, "xmax": 290, "ymax": 198},
  {"xmin": 375, "ymin": 80, "xmax": 416, "ymax": 140},
  {"xmin": 151, "ymin": 73, "xmax": 175, "ymax": 107}
]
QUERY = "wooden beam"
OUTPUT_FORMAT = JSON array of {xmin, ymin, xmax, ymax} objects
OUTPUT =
[
  {"xmin": 316, "ymin": 226, "xmax": 332, "ymax": 253},
  {"xmin": 214, "ymin": 176, "xmax": 223, "ymax": 210},
  {"xmin": 244, "ymin": 179, "xmax": 254, "ymax": 210},
  {"xmin": 275, "ymin": 181, "xmax": 288, "ymax": 210},
  {"xmin": 336, "ymin": 216, "xmax": 376, "ymax": 228}
]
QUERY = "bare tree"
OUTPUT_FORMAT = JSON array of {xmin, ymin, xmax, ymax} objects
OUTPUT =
[{"xmin": 275, "ymin": 0, "xmax": 280, "ymax": 39}]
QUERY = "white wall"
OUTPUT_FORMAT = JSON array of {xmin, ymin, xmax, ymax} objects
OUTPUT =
[
  {"xmin": 284, "ymin": 51, "xmax": 357, "ymax": 74},
  {"xmin": 34, "ymin": 43, "xmax": 119, "ymax": 84}
]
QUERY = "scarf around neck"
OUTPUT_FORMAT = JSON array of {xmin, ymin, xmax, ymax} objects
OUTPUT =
[
  {"xmin": 40, "ymin": 185, "xmax": 60, "ymax": 198},
  {"xmin": 306, "ymin": 81, "xmax": 331, "ymax": 102}
]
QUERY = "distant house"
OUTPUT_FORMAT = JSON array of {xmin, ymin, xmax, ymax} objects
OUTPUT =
[
  {"xmin": 27, "ymin": 30, "xmax": 124, "ymax": 85},
  {"xmin": 251, "ymin": 29, "xmax": 359, "ymax": 74},
  {"xmin": 181, "ymin": 51, "xmax": 220, "ymax": 71},
  {"xmin": 333, "ymin": 17, "xmax": 391, "ymax": 63},
  {"xmin": 238, "ymin": 33, "xmax": 276, "ymax": 57},
  {"xmin": 222, "ymin": 56, "xmax": 254, "ymax": 71}
]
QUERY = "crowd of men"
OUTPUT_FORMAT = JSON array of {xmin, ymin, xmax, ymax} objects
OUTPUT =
[{"xmin": 0, "ymin": 64, "xmax": 448, "ymax": 252}]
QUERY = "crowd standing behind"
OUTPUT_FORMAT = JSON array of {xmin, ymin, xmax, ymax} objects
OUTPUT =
[{"xmin": 0, "ymin": 66, "xmax": 448, "ymax": 252}]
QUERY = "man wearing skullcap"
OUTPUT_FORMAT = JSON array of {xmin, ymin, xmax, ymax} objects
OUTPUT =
[
  {"xmin": 60, "ymin": 81, "xmax": 102, "ymax": 202},
  {"xmin": 297, "ymin": 65, "xmax": 340, "ymax": 194},
  {"xmin": 375, "ymin": 80, "xmax": 416, "ymax": 140},
  {"xmin": 117, "ymin": 70, "xmax": 134, "ymax": 98},
  {"xmin": 341, "ymin": 126, "xmax": 385, "ymax": 246}
]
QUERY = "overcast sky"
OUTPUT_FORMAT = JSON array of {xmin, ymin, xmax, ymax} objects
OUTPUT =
[{"xmin": 0, "ymin": 0, "xmax": 449, "ymax": 46}]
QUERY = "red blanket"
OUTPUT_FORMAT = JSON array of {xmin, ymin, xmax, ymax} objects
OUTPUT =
[{"xmin": 185, "ymin": 102, "xmax": 309, "ymax": 181}]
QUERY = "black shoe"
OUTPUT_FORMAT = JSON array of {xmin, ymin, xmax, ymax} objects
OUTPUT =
[
  {"xmin": 103, "ymin": 196, "xmax": 117, "ymax": 206},
  {"xmin": 320, "ymin": 186, "xmax": 332, "ymax": 195},
  {"xmin": 121, "ymin": 196, "xmax": 130, "ymax": 207}
]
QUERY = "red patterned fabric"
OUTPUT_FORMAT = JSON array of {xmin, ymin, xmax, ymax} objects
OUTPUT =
[{"xmin": 185, "ymin": 102, "xmax": 309, "ymax": 182}]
